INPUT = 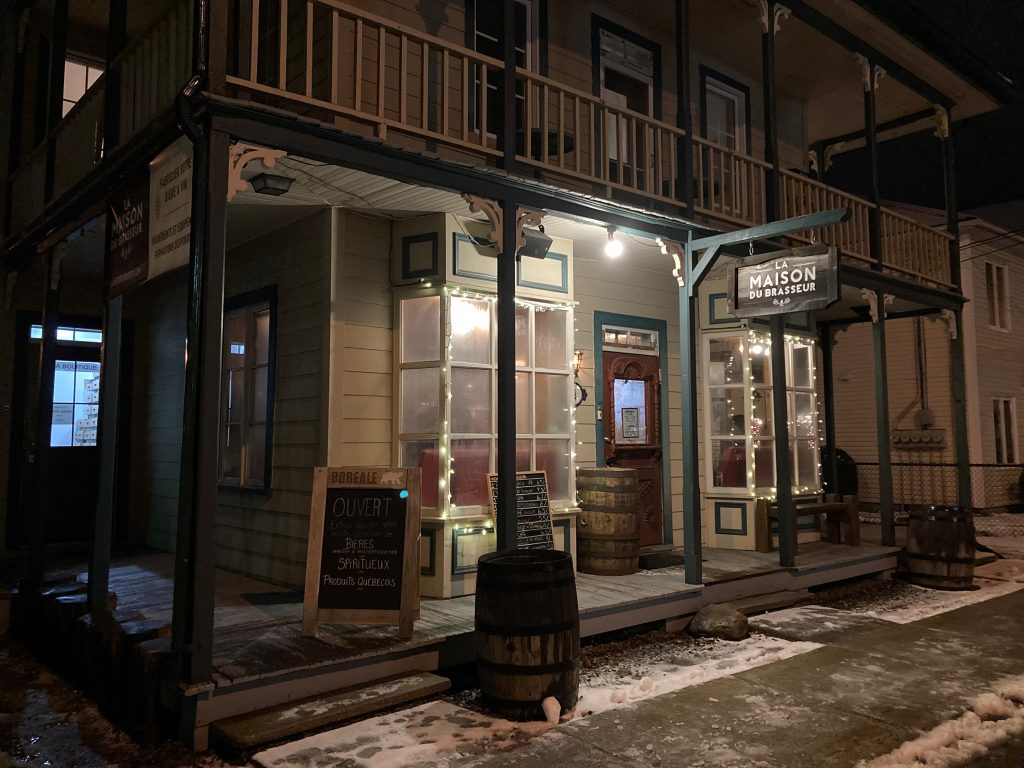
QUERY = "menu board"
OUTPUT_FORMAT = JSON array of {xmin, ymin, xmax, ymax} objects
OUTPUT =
[
  {"xmin": 303, "ymin": 467, "xmax": 421, "ymax": 638},
  {"xmin": 488, "ymin": 471, "xmax": 555, "ymax": 550}
]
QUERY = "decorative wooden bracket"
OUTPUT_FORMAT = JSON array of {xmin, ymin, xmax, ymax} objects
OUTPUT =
[
  {"xmin": 808, "ymin": 151, "xmax": 819, "ymax": 175},
  {"xmin": 657, "ymin": 239, "xmax": 686, "ymax": 288},
  {"xmin": 855, "ymin": 53, "xmax": 886, "ymax": 92},
  {"xmin": 829, "ymin": 324, "xmax": 852, "ymax": 349},
  {"xmin": 759, "ymin": 0, "xmax": 791, "ymax": 34},
  {"xmin": 227, "ymin": 142, "xmax": 288, "ymax": 202},
  {"xmin": 860, "ymin": 289, "xmax": 893, "ymax": 323},
  {"xmin": 823, "ymin": 142, "xmax": 845, "ymax": 172},
  {"xmin": 932, "ymin": 105, "xmax": 950, "ymax": 139},
  {"xmin": 928, "ymin": 308, "xmax": 958, "ymax": 340},
  {"xmin": 462, "ymin": 194, "xmax": 545, "ymax": 255}
]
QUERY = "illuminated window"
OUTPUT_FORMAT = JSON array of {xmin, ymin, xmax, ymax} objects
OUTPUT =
[
  {"xmin": 51, "ymin": 360, "xmax": 100, "ymax": 447},
  {"xmin": 993, "ymin": 398, "xmax": 1017, "ymax": 464},
  {"xmin": 63, "ymin": 59, "xmax": 103, "ymax": 116}
]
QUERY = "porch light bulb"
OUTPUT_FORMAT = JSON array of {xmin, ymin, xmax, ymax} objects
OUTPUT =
[{"xmin": 605, "ymin": 228, "xmax": 623, "ymax": 258}]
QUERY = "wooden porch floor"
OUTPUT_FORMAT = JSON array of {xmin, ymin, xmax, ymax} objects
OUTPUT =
[{"xmin": 74, "ymin": 538, "xmax": 898, "ymax": 699}]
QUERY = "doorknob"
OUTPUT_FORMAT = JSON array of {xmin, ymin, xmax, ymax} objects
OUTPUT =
[{"xmin": 604, "ymin": 436, "xmax": 612, "ymax": 444}]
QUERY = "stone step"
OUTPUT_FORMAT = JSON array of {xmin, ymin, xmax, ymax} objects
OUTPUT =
[
  {"xmin": 211, "ymin": 671, "xmax": 451, "ymax": 751},
  {"xmin": 724, "ymin": 590, "xmax": 809, "ymax": 617}
]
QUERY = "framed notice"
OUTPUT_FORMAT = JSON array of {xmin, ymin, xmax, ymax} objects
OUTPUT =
[
  {"xmin": 488, "ymin": 471, "xmax": 555, "ymax": 550},
  {"xmin": 302, "ymin": 467, "xmax": 421, "ymax": 638},
  {"xmin": 621, "ymin": 407, "xmax": 641, "ymax": 439}
]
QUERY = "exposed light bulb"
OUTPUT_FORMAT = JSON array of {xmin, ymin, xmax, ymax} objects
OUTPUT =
[{"xmin": 604, "ymin": 227, "xmax": 623, "ymax": 258}]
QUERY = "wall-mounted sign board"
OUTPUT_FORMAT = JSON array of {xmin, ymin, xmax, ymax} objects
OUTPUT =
[
  {"xmin": 727, "ymin": 244, "xmax": 838, "ymax": 318},
  {"xmin": 488, "ymin": 471, "xmax": 555, "ymax": 550},
  {"xmin": 303, "ymin": 467, "xmax": 421, "ymax": 638}
]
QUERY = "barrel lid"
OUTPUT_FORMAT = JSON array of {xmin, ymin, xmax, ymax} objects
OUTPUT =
[{"xmin": 908, "ymin": 506, "xmax": 972, "ymax": 521}]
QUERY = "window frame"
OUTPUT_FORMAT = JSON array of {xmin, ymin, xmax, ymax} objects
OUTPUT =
[
  {"xmin": 219, "ymin": 286, "xmax": 277, "ymax": 493},
  {"xmin": 63, "ymin": 57, "xmax": 104, "ymax": 117},
  {"xmin": 699, "ymin": 65, "xmax": 752, "ymax": 155},
  {"xmin": 993, "ymin": 397, "xmax": 1018, "ymax": 465},
  {"xmin": 984, "ymin": 260, "xmax": 1011, "ymax": 332}
]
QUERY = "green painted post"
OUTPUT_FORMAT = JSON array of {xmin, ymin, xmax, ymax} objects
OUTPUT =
[
  {"xmin": 872, "ymin": 291, "xmax": 895, "ymax": 545},
  {"xmin": 680, "ymin": 237, "xmax": 701, "ymax": 585}
]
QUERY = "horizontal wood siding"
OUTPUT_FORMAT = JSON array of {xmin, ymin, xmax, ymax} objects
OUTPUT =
[{"xmin": 216, "ymin": 210, "xmax": 330, "ymax": 588}]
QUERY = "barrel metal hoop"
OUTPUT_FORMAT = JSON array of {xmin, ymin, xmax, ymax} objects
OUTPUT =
[
  {"xmin": 475, "ymin": 576, "xmax": 577, "ymax": 591},
  {"xmin": 578, "ymin": 531, "xmax": 641, "ymax": 542},
  {"xmin": 476, "ymin": 619, "xmax": 578, "ymax": 636},
  {"xmin": 476, "ymin": 657, "xmax": 579, "ymax": 675},
  {"xmin": 906, "ymin": 552, "xmax": 975, "ymax": 564}
]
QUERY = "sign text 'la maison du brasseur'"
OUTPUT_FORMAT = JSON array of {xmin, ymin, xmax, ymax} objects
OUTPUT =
[{"xmin": 727, "ymin": 244, "xmax": 839, "ymax": 318}]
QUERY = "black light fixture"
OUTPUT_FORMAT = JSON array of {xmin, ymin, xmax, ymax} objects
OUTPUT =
[
  {"xmin": 572, "ymin": 350, "xmax": 588, "ymax": 407},
  {"xmin": 250, "ymin": 172, "xmax": 294, "ymax": 196},
  {"xmin": 518, "ymin": 224, "xmax": 552, "ymax": 259}
]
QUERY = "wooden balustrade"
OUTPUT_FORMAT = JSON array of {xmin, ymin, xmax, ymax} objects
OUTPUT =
[
  {"xmin": 52, "ymin": 79, "xmax": 106, "ymax": 201},
  {"xmin": 691, "ymin": 136, "xmax": 770, "ymax": 227},
  {"xmin": 779, "ymin": 170, "xmax": 873, "ymax": 265},
  {"xmin": 8, "ymin": 144, "xmax": 47, "ymax": 235},
  {"xmin": 880, "ymin": 208, "xmax": 954, "ymax": 288}
]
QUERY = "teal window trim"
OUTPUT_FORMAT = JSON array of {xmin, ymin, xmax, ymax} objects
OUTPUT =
[
  {"xmin": 593, "ymin": 311, "xmax": 673, "ymax": 544},
  {"xmin": 714, "ymin": 501, "xmax": 747, "ymax": 536},
  {"xmin": 517, "ymin": 251, "xmax": 569, "ymax": 293},
  {"xmin": 707, "ymin": 292, "xmax": 734, "ymax": 325}
]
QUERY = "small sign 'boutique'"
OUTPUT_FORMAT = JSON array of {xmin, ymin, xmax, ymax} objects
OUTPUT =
[{"xmin": 727, "ymin": 244, "xmax": 839, "ymax": 318}]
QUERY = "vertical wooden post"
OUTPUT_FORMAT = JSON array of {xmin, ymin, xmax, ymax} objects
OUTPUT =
[
  {"xmin": 861, "ymin": 57, "xmax": 882, "ymax": 271},
  {"xmin": 88, "ymin": 294, "xmax": 122, "ymax": 618},
  {"xmin": 675, "ymin": 0, "xmax": 692, "ymax": 210},
  {"xmin": 496, "ymin": 197, "xmax": 518, "ymax": 551},
  {"xmin": 103, "ymin": 0, "xmax": 128, "ymax": 149},
  {"xmin": 680, "ymin": 235, "xmax": 701, "ymax": 585},
  {"xmin": 43, "ymin": 0, "xmax": 69, "ymax": 201},
  {"xmin": 171, "ymin": 127, "xmax": 229, "ymax": 696},
  {"xmin": 760, "ymin": 0, "xmax": 780, "ymax": 220},
  {"xmin": 770, "ymin": 315, "xmax": 796, "ymax": 565},
  {"xmin": 27, "ymin": 245, "xmax": 63, "ymax": 588},
  {"xmin": 871, "ymin": 292, "xmax": 895, "ymax": 545},
  {"xmin": 501, "ymin": 0, "xmax": 517, "ymax": 169},
  {"xmin": 818, "ymin": 325, "xmax": 839, "ymax": 494},
  {"xmin": 4, "ymin": 2, "xmax": 30, "ymax": 234}
]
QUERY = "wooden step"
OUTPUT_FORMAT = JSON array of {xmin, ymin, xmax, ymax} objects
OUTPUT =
[
  {"xmin": 724, "ymin": 590, "xmax": 809, "ymax": 617},
  {"xmin": 211, "ymin": 672, "xmax": 451, "ymax": 751}
]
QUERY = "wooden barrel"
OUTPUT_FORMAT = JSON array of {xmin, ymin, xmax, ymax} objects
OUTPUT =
[
  {"xmin": 475, "ymin": 549, "xmax": 579, "ymax": 721},
  {"xmin": 576, "ymin": 467, "xmax": 640, "ymax": 575},
  {"xmin": 906, "ymin": 507, "xmax": 976, "ymax": 590}
]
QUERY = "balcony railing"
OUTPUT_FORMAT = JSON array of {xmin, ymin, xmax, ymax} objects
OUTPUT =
[{"xmin": 6, "ymin": 0, "xmax": 192, "ymax": 236}]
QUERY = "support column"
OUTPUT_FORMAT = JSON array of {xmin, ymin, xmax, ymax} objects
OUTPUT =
[
  {"xmin": 171, "ymin": 127, "xmax": 229, "ymax": 696},
  {"xmin": 675, "ymin": 0, "xmax": 693, "ymax": 210},
  {"xmin": 43, "ymin": 0, "xmax": 69, "ymax": 201},
  {"xmin": 865, "ymin": 289, "xmax": 895, "ymax": 545},
  {"xmin": 27, "ymin": 245, "xmax": 64, "ymax": 588},
  {"xmin": 88, "ymin": 295, "xmax": 122, "ymax": 618},
  {"xmin": 770, "ymin": 315, "xmax": 796, "ymax": 565},
  {"xmin": 496, "ymin": 196, "xmax": 518, "ymax": 551},
  {"xmin": 679, "ymin": 238, "xmax": 701, "ymax": 585},
  {"xmin": 501, "ymin": 0, "xmax": 517, "ymax": 169},
  {"xmin": 760, "ymin": 0, "xmax": 782, "ymax": 218},
  {"xmin": 818, "ymin": 325, "xmax": 839, "ymax": 494},
  {"xmin": 102, "ymin": 0, "xmax": 128, "ymax": 149},
  {"xmin": 858, "ymin": 54, "xmax": 884, "ymax": 270}
]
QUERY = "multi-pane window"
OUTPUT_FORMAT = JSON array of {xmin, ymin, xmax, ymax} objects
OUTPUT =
[
  {"xmin": 397, "ymin": 293, "xmax": 573, "ymax": 511},
  {"xmin": 993, "ymin": 398, "xmax": 1017, "ymax": 464},
  {"xmin": 985, "ymin": 261, "xmax": 1010, "ymax": 330},
  {"xmin": 63, "ymin": 59, "xmax": 103, "ymax": 116},
  {"xmin": 51, "ymin": 360, "xmax": 100, "ymax": 447},
  {"xmin": 707, "ymin": 332, "xmax": 819, "ymax": 493},
  {"xmin": 220, "ymin": 299, "xmax": 274, "ymax": 489}
]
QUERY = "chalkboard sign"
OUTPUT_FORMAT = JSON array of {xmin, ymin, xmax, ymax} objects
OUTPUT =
[
  {"xmin": 302, "ymin": 467, "xmax": 421, "ymax": 638},
  {"xmin": 488, "ymin": 471, "xmax": 555, "ymax": 550}
]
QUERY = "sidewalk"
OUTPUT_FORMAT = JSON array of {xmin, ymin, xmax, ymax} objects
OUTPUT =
[{"xmin": 459, "ymin": 589, "xmax": 1024, "ymax": 768}]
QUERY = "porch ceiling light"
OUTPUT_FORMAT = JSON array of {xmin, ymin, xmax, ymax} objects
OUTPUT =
[
  {"xmin": 604, "ymin": 227, "xmax": 623, "ymax": 258},
  {"xmin": 250, "ymin": 172, "xmax": 294, "ymax": 196}
]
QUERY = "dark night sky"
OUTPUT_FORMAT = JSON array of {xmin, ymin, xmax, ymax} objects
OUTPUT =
[{"xmin": 830, "ymin": 1, "xmax": 1024, "ymax": 219}]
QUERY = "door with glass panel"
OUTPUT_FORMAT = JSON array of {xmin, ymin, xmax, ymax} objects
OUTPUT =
[
  {"xmin": 601, "ymin": 349, "xmax": 664, "ymax": 547},
  {"xmin": 703, "ymin": 76, "xmax": 748, "ymax": 217}
]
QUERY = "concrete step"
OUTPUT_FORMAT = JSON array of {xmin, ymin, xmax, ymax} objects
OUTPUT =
[
  {"xmin": 724, "ymin": 590, "xmax": 809, "ymax": 617},
  {"xmin": 211, "ymin": 671, "xmax": 451, "ymax": 751}
]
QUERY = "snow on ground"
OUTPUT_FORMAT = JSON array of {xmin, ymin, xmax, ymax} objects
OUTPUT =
[
  {"xmin": 856, "ymin": 674, "xmax": 1024, "ymax": 768},
  {"xmin": 857, "ymin": 561, "xmax": 1024, "ymax": 624},
  {"xmin": 979, "ymin": 535, "xmax": 1024, "ymax": 560},
  {"xmin": 252, "ymin": 633, "xmax": 820, "ymax": 768}
]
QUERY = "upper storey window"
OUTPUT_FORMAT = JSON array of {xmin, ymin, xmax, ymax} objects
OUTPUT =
[{"xmin": 63, "ymin": 59, "xmax": 103, "ymax": 116}]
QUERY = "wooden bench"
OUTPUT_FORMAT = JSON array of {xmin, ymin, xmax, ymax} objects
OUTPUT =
[{"xmin": 755, "ymin": 494, "xmax": 860, "ymax": 553}]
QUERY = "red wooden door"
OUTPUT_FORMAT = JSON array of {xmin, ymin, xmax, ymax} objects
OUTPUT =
[{"xmin": 602, "ymin": 351, "xmax": 664, "ymax": 546}]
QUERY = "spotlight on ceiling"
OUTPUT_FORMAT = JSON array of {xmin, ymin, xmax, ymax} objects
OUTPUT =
[
  {"xmin": 250, "ymin": 172, "xmax": 294, "ymax": 196},
  {"xmin": 519, "ymin": 224, "xmax": 552, "ymax": 259},
  {"xmin": 604, "ymin": 226, "xmax": 623, "ymax": 258}
]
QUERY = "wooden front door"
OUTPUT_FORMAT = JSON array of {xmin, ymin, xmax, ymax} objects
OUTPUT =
[{"xmin": 602, "ymin": 351, "xmax": 664, "ymax": 546}]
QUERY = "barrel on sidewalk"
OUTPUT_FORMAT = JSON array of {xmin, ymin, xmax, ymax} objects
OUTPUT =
[
  {"xmin": 905, "ymin": 506, "xmax": 976, "ymax": 590},
  {"xmin": 475, "ymin": 549, "xmax": 580, "ymax": 721},
  {"xmin": 576, "ymin": 467, "xmax": 640, "ymax": 575}
]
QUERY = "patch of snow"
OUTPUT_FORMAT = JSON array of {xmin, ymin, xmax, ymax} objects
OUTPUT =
[
  {"xmin": 856, "ymin": 674, "xmax": 1024, "ymax": 768},
  {"xmin": 860, "ymin": 576, "xmax": 1024, "ymax": 624},
  {"xmin": 541, "ymin": 697, "xmax": 560, "ymax": 725}
]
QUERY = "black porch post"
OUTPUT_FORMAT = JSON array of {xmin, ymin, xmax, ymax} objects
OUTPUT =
[
  {"xmin": 679, "ymin": 235, "xmax": 701, "ymax": 584},
  {"xmin": 496, "ymin": 197, "xmax": 518, "ymax": 551},
  {"xmin": 938, "ymin": 109, "xmax": 972, "ymax": 508},
  {"xmin": 88, "ymin": 295, "xmax": 123, "ymax": 618},
  {"xmin": 501, "ymin": 0, "xmax": 517, "ymax": 169},
  {"xmin": 5, "ymin": 2, "xmax": 30, "ymax": 232},
  {"xmin": 102, "ymin": 0, "xmax": 128, "ymax": 149},
  {"xmin": 27, "ymin": 244, "xmax": 64, "ymax": 587},
  {"xmin": 170, "ymin": 126, "xmax": 229, "ymax": 705},
  {"xmin": 676, "ymin": 0, "xmax": 693, "ymax": 210},
  {"xmin": 761, "ymin": 0, "xmax": 780, "ymax": 220},
  {"xmin": 818, "ymin": 325, "xmax": 839, "ymax": 495},
  {"xmin": 43, "ymin": 0, "xmax": 69, "ymax": 202}
]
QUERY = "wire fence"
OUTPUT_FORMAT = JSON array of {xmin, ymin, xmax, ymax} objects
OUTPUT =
[{"xmin": 853, "ymin": 462, "xmax": 1024, "ymax": 537}]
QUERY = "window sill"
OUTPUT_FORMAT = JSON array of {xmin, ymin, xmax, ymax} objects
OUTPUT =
[{"xmin": 218, "ymin": 482, "xmax": 272, "ymax": 496}]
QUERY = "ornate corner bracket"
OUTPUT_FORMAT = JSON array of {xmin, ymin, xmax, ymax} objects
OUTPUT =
[
  {"xmin": 932, "ymin": 105, "xmax": 950, "ymax": 139},
  {"xmin": 808, "ymin": 150, "xmax": 819, "ymax": 175},
  {"xmin": 855, "ymin": 53, "xmax": 886, "ymax": 92},
  {"xmin": 462, "ymin": 195, "xmax": 545, "ymax": 255},
  {"xmin": 4, "ymin": 270, "xmax": 17, "ymax": 311},
  {"xmin": 928, "ymin": 308, "xmax": 958, "ymax": 340},
  {"xmin": 827, "ymin": 323, "xmax": 852, "ymax": 349},
  {"xmin": 227, "ymin": 142, "xmax": 287, "ymax": 202},
  {"xmin": 823, "ymin": 142, "xmax": 845, "ymax": 172},
  {"xmin": 860, "ymin": 289, "xmax": 893, "ymax": 323},
  {"xmin": 657, "ymin": 239, "xmax": 686, "ymax": 288},
  {"xmin": 759, "ymin": 0, "xmax": 791, "ymax": 34}
]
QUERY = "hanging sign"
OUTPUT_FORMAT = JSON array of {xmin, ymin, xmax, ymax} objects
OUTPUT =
[
  {"xmin": 727, "ymin": 244, "xmax": 838, "ymax": 318},
  {"xmin": 148, "ymin": 136, "xmax": 193, "ymax": 280},
  {"xmin": 106, "ymin": 174, "xmax": 150, "ymax": 297},
  {"xmin": 488, "ymin": 471, "xmax": 555, "ymax": 550},
  {"xmin": 303, "ymin": 467, "xmax": 421, "ymax": 638}
]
